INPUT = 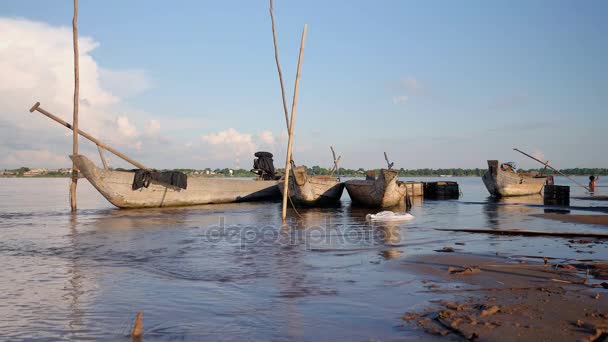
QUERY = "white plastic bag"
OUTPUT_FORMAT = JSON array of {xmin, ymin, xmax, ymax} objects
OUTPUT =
[{"xmin": 365, "ymin": 211, "xmax": 415, "ymax": 222}]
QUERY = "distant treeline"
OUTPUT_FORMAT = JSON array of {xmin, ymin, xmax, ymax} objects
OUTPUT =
[
  {"xmin": 282, "ymin": 166, "xmax": 608, "ymax": 177},
  {"xmin": 3, "ymin": 166, "xmax": 608, "ymax": 178}
]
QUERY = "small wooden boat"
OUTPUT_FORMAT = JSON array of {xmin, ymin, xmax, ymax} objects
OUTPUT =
[
  {"xmin": 345, "ymin": 169, "xmax": 410, "ymax": 208},
  {"xmin": 278, "ymin": 166, "xmax": 344, "ymax": 206},
  {"xmin": 482, "ymin": 160, "xmax": 546, "ymax": 197},
  {"xmin": 71, "ymin": 154, "xmax": 281, "ymax": 208}
]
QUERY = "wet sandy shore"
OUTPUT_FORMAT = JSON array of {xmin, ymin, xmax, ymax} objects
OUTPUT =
[
  {"xmin": 397, "ymin": 253, "xmax": 608, "ymax": 341},
  {"xmin": 533, "ymin": 213, "xmax": 608, "ymax": 226}
]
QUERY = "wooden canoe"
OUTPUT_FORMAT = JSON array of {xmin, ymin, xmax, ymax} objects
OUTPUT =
[
  {"xmin": 71, "ymin": 154, "xmax": 281, "ymax": 208},
  {"xmin": 345, "ymin": 169, "xmax": 410, "ymax": 208},
  {"xmin": 482, "ymin": 160, "xmax": 546, "ymax": 197},
  {"xmin": 278, "ymin": 166, "xmax": 345, "ymax": 206}
]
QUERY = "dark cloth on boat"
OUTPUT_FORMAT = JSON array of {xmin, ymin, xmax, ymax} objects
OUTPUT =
[
  {"xmin": 252, "ymin": 151, "xmax": 277, "ymax": 180},
  {"xmin": 132, "ymin": 170, "xmax": 188, "ymax": 190}
]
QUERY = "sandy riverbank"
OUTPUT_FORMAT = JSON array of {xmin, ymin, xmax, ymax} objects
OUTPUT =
[
  {"xmin": 397, "ymin": 253, "xmax": 608, "ymax": 341},
  {"xmin": 533, "ymin": 213, "xmax": 608, "ymax": 226}
]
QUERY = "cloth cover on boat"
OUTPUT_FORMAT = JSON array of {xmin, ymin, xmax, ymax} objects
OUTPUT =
[
  {"xmin": 132, "ymin": 170, "xmax": 188, "ymax": 190},
  {"xmin": 252, "ymin": 151, "xmax": 277, "ymax": 180}
]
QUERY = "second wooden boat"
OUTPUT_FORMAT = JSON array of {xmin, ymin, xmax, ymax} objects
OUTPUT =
[
  {"xmin": 345, "ymin": 169, "xmax": 409, "ymax": 208},
  {"xmin": 482, "ymin": 160, "xmax": 546, "ymax": 197},
  {"xmin": 72, "ymin": 154, "xmax": 281, "ymax": 208},
  {"xmin": 278, "ymin": 166, "xmax": 345, "ymax": 206}
]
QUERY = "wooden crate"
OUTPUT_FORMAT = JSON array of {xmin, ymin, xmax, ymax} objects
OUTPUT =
[{"xmin": 423, "ymin": 181, "xmax": 460, "ymax": 199}]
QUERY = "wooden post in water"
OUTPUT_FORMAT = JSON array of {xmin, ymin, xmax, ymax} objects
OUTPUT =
[
  {"xmin": 70, "ymin": 0, "xmax": 80, "ymax": 212},
  {"xmin": 281, "ymin": 24, "xmax": 307, "ymax": 222},
  {"xmin": 269, "ymin": 0, "xmax": 290, "ymax": 130},
  {"xmin": 131, "ymin": 311, "xmax": 143, "ymax": 339}
]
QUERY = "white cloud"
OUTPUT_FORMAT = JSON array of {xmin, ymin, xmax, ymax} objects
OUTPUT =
[
  {"xmin": 201, "ymin": 128, "xmax": 255, "ymax": 157},
  {"xmin": 389, "ymin": 76, "xmax": 422, "ymax": 105},
  {"xmin": 257, "ymin": 130, "xmax": 275, "ymax": 145},
  {"xmin": 532, "ymin": 149, "xmax": 545, "ymax": 162},
  {"xmin": 1, "ymin": 149, "xmax": 68, "ymax": 168},
  {"xmin": 116, "ymin": 116, "xmax": 139, "ymax": 138},
  {"xmin": 145, "ymin": 119, "xmax": 161, "ymax": 136},
  {"xmin": 199, "ymin": 128, "xmax": 284, "ymax": 164},
  {"xmin": 0, "ymin": 17, "xmax": 159, "ymax": 168},
  {"xmin": 401, "ymin": 77, "xmax": 422, "ymax": 94},
  {"xmin": 99, "ymin": 68, "xmax": 152, "ymax": 98},
  {"xmin": 392, "ymin": 95, "xmax": 408, "ymax": 105}
]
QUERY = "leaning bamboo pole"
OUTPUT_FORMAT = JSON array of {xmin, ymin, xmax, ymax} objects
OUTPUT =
[
  {"xmin": 269, "ymin": 0, "xmax": 290, "ymax": 130},
  {"xmin": 70, "ymin": 0, "xmax": 79, "ymax": 212},
  {"xmin": 29, "ymin": 102, "xmax": 149, "ymax": 170},
  {"xmin": 281, "ymin": 24, "xmax": 307, "ymax": 221},
  {"xmin": 513, "ymin": 148, "xmax": 591, "ymax": 191}
]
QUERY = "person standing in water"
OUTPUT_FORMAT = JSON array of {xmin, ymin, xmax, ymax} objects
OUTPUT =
[{"xmin": 589, "ymin": 175, "xmax": 599, "ymax": 192}]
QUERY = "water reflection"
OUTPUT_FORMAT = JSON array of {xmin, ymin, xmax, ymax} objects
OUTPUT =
[
  {"xmin": 1, "ymin": 177, "xmax": 607, "ymax": 341},
  {"xmin": 483, "ymin": 195, "xmax": 544, "ymax": 228}
]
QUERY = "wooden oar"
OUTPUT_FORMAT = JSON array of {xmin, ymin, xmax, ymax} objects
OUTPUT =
[
  {"xmin": 513, "ymin": 148, "xmax": 591, "ymax": 191},
  {"xmin": 28, "ymin": 102, "xmax": 149, "ymax": 170}
]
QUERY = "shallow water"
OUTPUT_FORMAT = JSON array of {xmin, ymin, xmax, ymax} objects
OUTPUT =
[{"xmin": 0, "ymin": 176, "xmax": 607, "ymax": 341}]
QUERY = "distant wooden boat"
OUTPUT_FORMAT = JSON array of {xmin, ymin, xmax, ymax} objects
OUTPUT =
[
  {"xmin": 482, "ymin": 160, "xmax": 546, "ymax": 197},
  {"xmin": 345, "ymin": 169, "xmax": 412, "ymax": 208},
  {"xmin": 278, "ymin": 166, "xmax": 344, "ymax": 206},
  {"xmin": 71, "ymin": 155, "xmax": 281, "ymax": 208}
]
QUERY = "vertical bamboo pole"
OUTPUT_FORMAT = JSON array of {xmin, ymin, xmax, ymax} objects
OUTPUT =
[
  {"xmin": 70, "ymin": 0, "xmax": 80, "ymax": 212},
  {"xmin": 281, "ymin": 24, "xmax": 307, "ymax": 222},
  {"xmin": 269, "ymin": 0, "xmax": 291, "ymax": 130}
]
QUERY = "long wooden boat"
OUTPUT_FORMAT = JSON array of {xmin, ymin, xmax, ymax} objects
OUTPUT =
[
  {"xmin": 345, "ymin": 169, "xmax": 410, "ymax": 208},
  {"xmin": 482, "ymin": 160, "xmax": 546, "ymax": 197},
  {"xmin": 278, "ymin": 166, "xmax": 344, "ymax": 206},
  {"xmin": 71, "ymin": 154, "xmax": 281, "ymax": 208}
]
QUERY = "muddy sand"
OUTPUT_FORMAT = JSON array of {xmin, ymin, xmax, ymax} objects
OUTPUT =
[
  {"xmin": 532, "ymin": 213, "xmax": 608, "ymax": 226},
  {"xmin": 397, "ymin": 253, "xmax": 608, "ymax": 341}
]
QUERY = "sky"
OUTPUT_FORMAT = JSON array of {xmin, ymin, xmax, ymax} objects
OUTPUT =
[{"xmin": 0, "ymin": 0, "xmax": 606, "ymax": 170}]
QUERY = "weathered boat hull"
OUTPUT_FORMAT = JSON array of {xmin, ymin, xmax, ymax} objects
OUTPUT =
[
  {"xmin": 71, "ymin": 155, "xmax": 280, "ymax": 208},
  {"xmin": 482, "ymin": 160, "xmax": 546, "ymax": 197},
  {"xmin": 278, "ymin": 167, "xmax": 344, "ymax": 206},
  {"xmin": 345, "ymin": 169, "xmax": 410, "ymax": 208}
]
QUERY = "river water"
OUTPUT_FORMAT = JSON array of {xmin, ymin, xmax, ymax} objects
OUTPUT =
[{"xmin": 0, "ymin": 176, "xmax": 607, "ymax": 341}]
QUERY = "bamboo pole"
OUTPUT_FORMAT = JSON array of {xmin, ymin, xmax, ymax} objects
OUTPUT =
[
  {"xmin": 513, "ymin": 148, "xmax": 591, "ymax": 191},
  {"xmin": 97, "ymin": 145, "xmax": 108, "ymax": 169},
  {"xmin": 281, "ymin": 24, "xmax": 307, "ymax": 222},
  {"xmin": 70, "ymin": 0, "xmax": 79, "ymax": 212},
  {"xmin": 29, "ymin": 102, "xmax": 149, "ymax": 170},
  {"xmin": 269, "ymin": 0, "xmax": 290, "ymax": 130}
]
